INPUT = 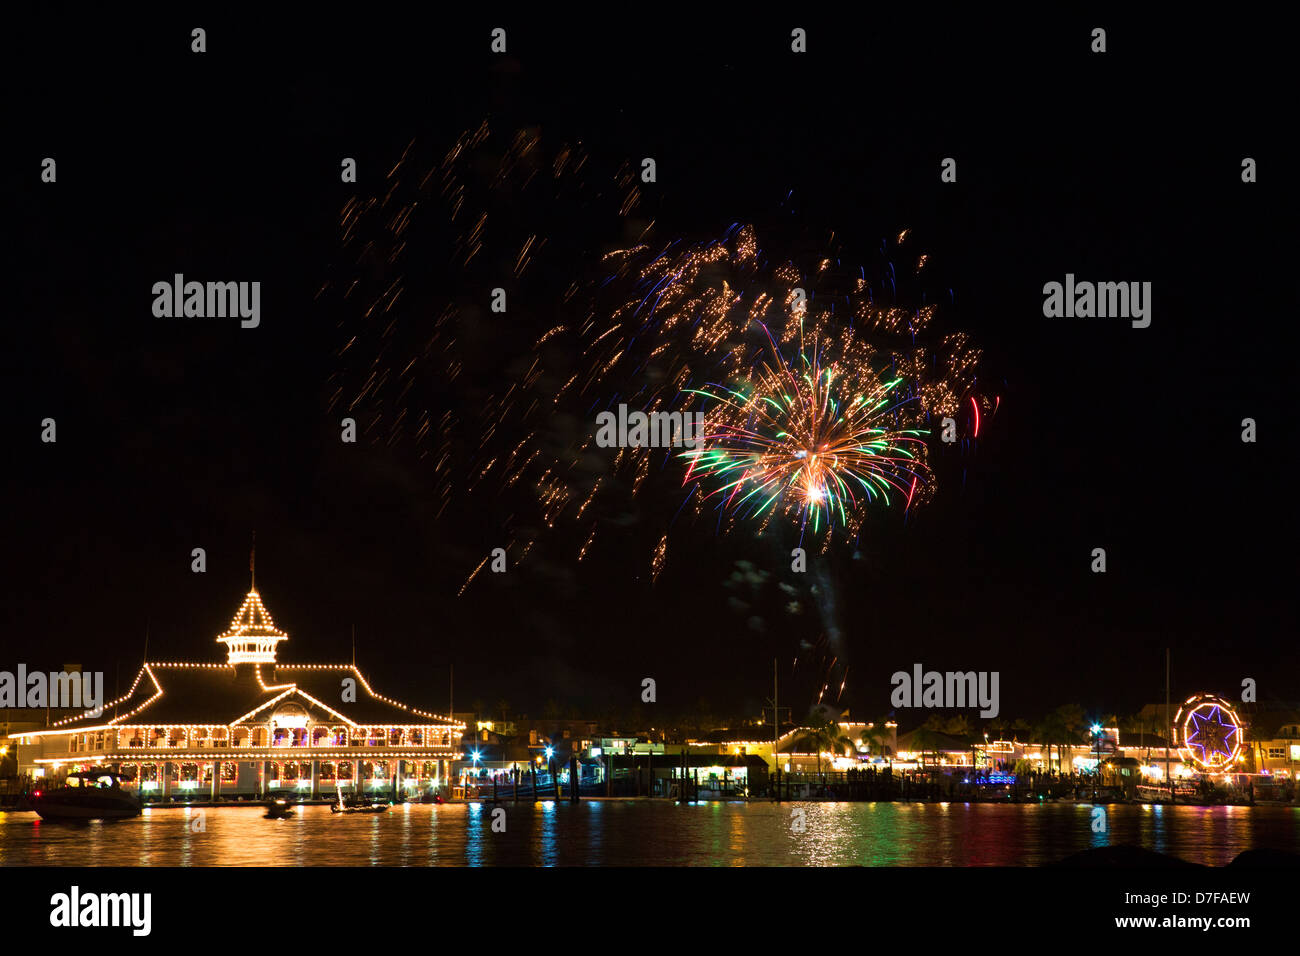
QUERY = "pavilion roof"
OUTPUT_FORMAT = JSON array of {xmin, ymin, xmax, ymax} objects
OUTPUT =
[
  {"xmin": 26, "ymin": 582, "xmax": 462, "ymax": 736},
  {"xmin": 34, "ymin": 662, "xmax": 460, "ymax": 733}
]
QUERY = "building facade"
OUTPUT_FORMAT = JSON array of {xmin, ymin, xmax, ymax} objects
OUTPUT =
[
  {"xmin": 13, "ymin": 585, "xmax": 463, "ymax": 801},
  {"xmin": 1246, "ymin": 712, "xmax": 1300, "ymax": 777}
]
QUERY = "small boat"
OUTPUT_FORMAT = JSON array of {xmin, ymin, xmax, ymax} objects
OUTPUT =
[
  {"xmin": 331, "ymin": 784, "xmax": 390, "ymax": 814},
  {"xmin": 1135, "ymin": 784, "xmax": 1173, "ymax": 803},
  {"xmin": 330, "ymin": 801, "xmax": 390, "ymax": 814},
  {"xmin": 263, "ymin": 798, "xmax": 295, "ymax": 819},
  {"xmin": 31, "ymin": 770, "xmax": 143, "ymax": 821}
]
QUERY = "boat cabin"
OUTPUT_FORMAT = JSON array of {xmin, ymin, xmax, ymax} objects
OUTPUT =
[{"xmin": 60, "ymin": 770, "xmax": 127, "ymax": 790}]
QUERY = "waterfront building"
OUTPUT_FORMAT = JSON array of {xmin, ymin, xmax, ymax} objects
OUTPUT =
[
  {"xmin": 594, "ymin": 735, "xmax": 665, "ymax": 756},
  {"xmin": 1244, "ymin": 710, "xmax": 1300, "ymax": 777},
  {"xmin": 12, "ymin": 582, "xmax": 463, "ymax": 800},
  {"xmin": 894, "ymin": 728, "xmax": 976, "ymax": 769},
  {"xmin": 601, "ymin": 751, "xmax": 766, "ymax": 797},
  {"xmin": 689, "ymin": 719, "xmax": 897, "ymax": 773},
  {"xmin": 890, "ymin": 726, "xmax": 1200, "ymax": 780}
]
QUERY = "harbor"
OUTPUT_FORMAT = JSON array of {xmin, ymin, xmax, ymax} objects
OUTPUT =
[
  {"xmin": 3, "ymin": 580, "xmax": 1296, "ymax": 823},
  {"xmin": 4, "ymin": 800, "xmax": 1299, "ymax": 868}
]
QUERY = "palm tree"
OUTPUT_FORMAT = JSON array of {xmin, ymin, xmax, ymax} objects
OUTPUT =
[
  {"xmin": 1011, "ymin": 717, "xmax": 1030, "ymax": 743},
  {"xmin": 914, "ymin": 714, "xmax": 961, "ymax": 769},
  {"xmin": 1122, "ymin": 712, "xmax": 1157, "ymax": 764},
  {"xmin": 985, "ymin": 717, "xmax": 1013, "ymax": 772},
  {"xmin": 1055, "ymin": 704, "xmax": 1087, "ymax": 772},
  {"xmin": 939, "ymin": 715, "xmax": 979, "ymax": 772},
  {"xmin": 802, "ymin": 711, "xmax": 853, "ymax": 775},
  {"xmin": 861, "ymin": 724, "xmax": 892, "ymax": 760},
  {"xmin": 910, "ymin": 726, "xmax": 945, "ymax": 769},
  {"xmin": 1030, "ymin": 707, "xmax": 1076, "ymax": 774},
  {"xmin": 1096, "ymin": 713, "xmax": 1119, "ymax": 759},
  {"xmin": 1242, "ymin": 720, "xmax": 1271, "ymax": 774},
  {"xmin": 944, "ymin": 714, "xmax": 975, "ymax": 740},
  {"xmin": 1032, "ymin": 715, "xmax": 1065, "ymax": 773}
]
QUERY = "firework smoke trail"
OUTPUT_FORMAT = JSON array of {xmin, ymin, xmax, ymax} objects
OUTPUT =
[
  {"xmin": 321, "ymin": 123, "xmax": 647, "ymax": 585},
  {"xmin": 800, "ymin": 559, "xmax": 842, "ymax": 702}
]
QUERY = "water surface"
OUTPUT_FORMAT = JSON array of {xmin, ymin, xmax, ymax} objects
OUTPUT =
[{"xmin": 3, "ymin": 801, "xmax": 1297, "ymax": 866}]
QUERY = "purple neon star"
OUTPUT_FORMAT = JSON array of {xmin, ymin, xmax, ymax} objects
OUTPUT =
[{"xmin": 1187, "ymin": 705, "xmax": 1237, "ymax": 765}]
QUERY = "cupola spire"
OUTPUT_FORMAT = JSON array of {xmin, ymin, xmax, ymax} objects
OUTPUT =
[{"xmin": 217, "ymin": 543, "xmax": 287, "ymax": 665}]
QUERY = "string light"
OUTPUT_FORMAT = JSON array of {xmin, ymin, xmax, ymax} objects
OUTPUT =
[
  {"xmin": 15, "ymin": 584, "xmax": 464, "ymax": 781},
  {"xmin": 1174, "ymin": 694, "xmax": 1244, "ymax": 772},
  {"xmin": 217, "ymin": 588, "xmax": 289, "ymax": 664}
]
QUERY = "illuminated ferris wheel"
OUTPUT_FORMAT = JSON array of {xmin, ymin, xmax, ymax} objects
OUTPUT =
[{"xmin": 1173, "ymin": 694, "xmax": 1244, "ymax": 772}]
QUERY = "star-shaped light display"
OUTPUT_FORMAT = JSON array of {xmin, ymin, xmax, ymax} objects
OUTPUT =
[
  {"xmin": 1177, "ymin": 697, "xmax": 1243, "ymax": 771},
  {"xmin": 1188, "ymin": 707, "xmax": 1235, "ymax": 763}
]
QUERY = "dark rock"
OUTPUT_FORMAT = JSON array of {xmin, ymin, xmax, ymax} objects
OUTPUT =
[
  {"xmin": 1227, "ymin": 848, "xmax": 1300, "ymax": 868},
  {"xmin": 1050, "ymin": 845, "xmax": 1201, "ymax": 867}
]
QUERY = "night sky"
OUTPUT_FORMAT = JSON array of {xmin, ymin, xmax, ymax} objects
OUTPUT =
[{"xmin": 5, "ymin": 12, "xmax": 1295, "ymax": 728}]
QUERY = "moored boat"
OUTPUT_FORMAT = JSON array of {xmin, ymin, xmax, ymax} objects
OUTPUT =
[
  {"xmin": 330, "ymin": 801, "xmax": 391, "ymax": 814},
  {"xmin": 31, "ymin": 770, "xmax": 142, "ymax": 821},
  {"xmin": 263, "ymin": 798, "xmax": 295, "ymax": 819},
  {"xmin": 331, "ymin": 784, "xmax": 391, "ymax": 814}
]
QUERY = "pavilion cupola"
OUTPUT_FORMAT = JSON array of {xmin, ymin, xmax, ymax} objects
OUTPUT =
[{"xmin": 216, "ymin": 588, "xmax": 288, "ymax": 665}]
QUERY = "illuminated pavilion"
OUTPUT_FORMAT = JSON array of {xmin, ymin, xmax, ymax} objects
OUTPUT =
[{"xmin": 13, "ymin": 581, "xmax": 464, "ymax": 801}]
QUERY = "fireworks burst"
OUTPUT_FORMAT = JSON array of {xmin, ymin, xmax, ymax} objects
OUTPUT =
[
  {"xmin": 325, "ymin": 128, "xmax": 991, "ymax": 589},
  {"xmin": 557, "ymin": 222, "xmax": 990, "ymax": 569},
  {"xmin": 681, "ymin": 321, "xmax": 931, "ymax": 542}
]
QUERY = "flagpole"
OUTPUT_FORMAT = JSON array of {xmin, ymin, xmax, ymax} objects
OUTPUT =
[
  {"xmin": 773, "ymin": 657, "xmax": 778, "ymax": 790},
  {"xmin": 1170, "ymin": 647, "xmax": 1180, "ymax": 806}
]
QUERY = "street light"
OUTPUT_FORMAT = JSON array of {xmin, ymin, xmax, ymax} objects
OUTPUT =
[{"xmin": 1090, "ymin": 724, "xmax": 1103, "ymax": 801}]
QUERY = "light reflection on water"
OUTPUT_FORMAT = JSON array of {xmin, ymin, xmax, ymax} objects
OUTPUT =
[{"xmin": 1, "ymin": 802, "xmax": 1296, "ymax": 867}]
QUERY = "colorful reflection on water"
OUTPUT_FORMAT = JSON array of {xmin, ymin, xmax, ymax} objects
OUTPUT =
[{"xmin": 1, "ymin": 801, "xmax": 1297, "ymax": 867}]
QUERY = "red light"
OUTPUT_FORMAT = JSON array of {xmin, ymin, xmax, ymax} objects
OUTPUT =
[{"xmin": 33, "ymin": 790, "xmax": 41, "ymax": 798}]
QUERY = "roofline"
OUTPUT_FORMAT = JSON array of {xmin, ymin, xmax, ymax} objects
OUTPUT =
[
  {"xmin": 29, "ymin": 749, "xmax": 463, "ymax": 764},
  {"xmin": 234, "ymin": 683, "xmax": 365, "ymax": 729},
  {"xmin": 42, "ymin": 664, "xmax": 164, "ymax": 732},
  {"xmin": 20, "ymin": 661, "xmax": 464, "ymax": 737}
]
